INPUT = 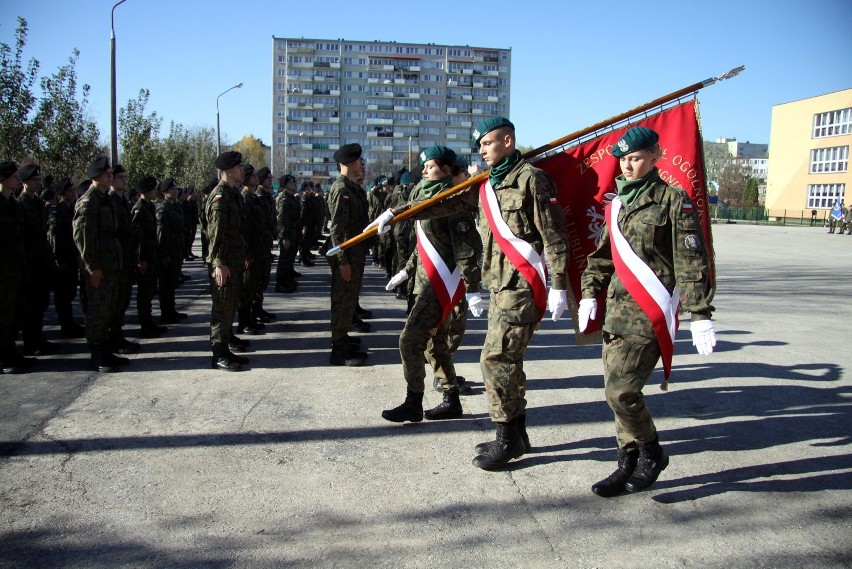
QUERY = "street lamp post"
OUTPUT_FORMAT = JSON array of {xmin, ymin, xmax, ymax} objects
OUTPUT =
[
  {"xmin": 110, "ymin": 0, "xmax": 128, "ymax": 167},
  {"xmin": 216, "ymin": 82, "xmax": 243, "ymax": 156}
]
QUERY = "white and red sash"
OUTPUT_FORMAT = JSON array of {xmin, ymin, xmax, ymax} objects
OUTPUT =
[
  {"xmin": 480, "ymin": 180, "xmax": 548, "ymax": 321},
  {"xmin": 416, "ymin": 221, "xmax": 465, "ymax": 327},
  {"xmin": 606, "ymin": 196, "xmax": 680, "ymax": 379}
]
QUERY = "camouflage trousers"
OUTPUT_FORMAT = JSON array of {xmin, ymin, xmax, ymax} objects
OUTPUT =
[
  {"xmin": 255, "ymin": 252, "xmax": 272, "ymax": 304},
  {"xmin": 159, "ymin": 259, "xmax": 180, "ymax": 315},
  {"xmin": 109, "ymin": 268, "xmax": 133, "ymax": 334},
  {"xmin": 602, "ymin": 332, "xmax": 661, "ymax": 449},
  {"xmin": 426, "ymin": 296, "xmax": 468, "ymax": 387},
  {"xmin": 210, "ymin": 265, "xmax": 243, "ymax": 348},
  {"xmin": 480, "ymin": 289, "xmax": 539, "ymax": 423},
  {"xmin": 136, "ymin": 263, "xmax": 158, "ymax": 321},
  {"xmin": 239, "ymin": 258, "xmax": 263, "ymax": 317},
  {"xmin": 0, "ymin": 269, "xmax": 24, "ymax": 347},
  {"xmin": 401, "ymin": 287, "xmax": 457, "ymax": 394},
  {"xmin": 53, "ymin": 266, "xmax": 79, "ymax": 329},
  {"xmin": 328, "ymin": 256, "xmax": 365, "ymax": 343},
  {"xmin": 84, "ymin": 269, "xmax": 118, "ymax": 346}
]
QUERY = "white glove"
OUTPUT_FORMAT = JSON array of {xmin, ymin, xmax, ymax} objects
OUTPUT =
[
  {"xmin": 577, "ymin": 298, "xmax": 597, "ymax": 332},
  {"xmin": 385, "ymin": 270, "xmax": 408, "ymax": 291},
  {"xmin": 691, "ymin": 319, "xmax": 716, "ymax": 355},
  {"xmin": 547, "ymin": 289, "xmax": 567, "ymax": 322},
  {"xmin": 466, "ymin": 292, "xmax": 484, "ymax": 317},
  {"xmin": 364, "ymin": 208, "xmax": 395, "ymax": 234}
]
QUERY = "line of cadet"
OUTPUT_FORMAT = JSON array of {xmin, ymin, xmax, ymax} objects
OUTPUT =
[
  {"xmin": 826, "ymin": 201, "xmax": 851, "ymax": 234},
  {"xmin": 0, "ymin": 153, "xmax": 331, "ymax": 374}
]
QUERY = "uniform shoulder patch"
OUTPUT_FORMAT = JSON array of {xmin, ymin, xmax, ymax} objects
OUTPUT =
[
  {"xmin": 684, "ymin": 234, "xmax": 702, "ymax": 252},
  {"xmin": 456, "ymin": 220, "xmax": 471, "ymax": 234}
]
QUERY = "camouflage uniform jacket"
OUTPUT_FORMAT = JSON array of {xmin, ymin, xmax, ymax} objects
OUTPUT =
[
  {"xmin": 17, "ymin": 191, "xmax": 52, "ymax": 274},
  {"xmin": 0, "ymin": 192, "xmax": 26, "ymax": 276},
  {"xmin": 206, "ymin": 182, "xmax": 246, "ymax": 269},
  {"xmin": 109, "ymin": 190, "xmax": 137, "ymax": 271},
  {"xmin": 259, "ymin": 189, "xmax": 276, "ymax": 252},
  {"xmin": 131, "ymin": 198, "xmax": 158, "ymax": 266},
  {"xmin": 48, "ymin": 199, "xmax": 78, "ymax": 268},
  {"xmin": 328, "ymin": 175, "xmax": 369, "ymax": 265},
  {"xmin": 240, "ymin": 188, "xmax": 266, "ymax": 262},
  {"xmin": 396, "ymin": 159, "xmax": 569, "ymax": 294},
  {"xmin": 73, "ymin": 185, "xmax": 122, "ymax": 273},
  {"xmin": 156, "ymin": 200, "xmax": 185, "ymax": 264},
  {"xmin": 580, "ymin": 170, "xmax": 715, "ymax": 339},
  {"xmin": 276, "ymin": 191, "xmax": 300, "ymax": 243},
  {"xmin": 403, "ymin": 179, "xmax": 482, "ymax": 296}
]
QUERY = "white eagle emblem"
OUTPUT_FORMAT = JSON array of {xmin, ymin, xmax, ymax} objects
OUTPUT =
[
  {"xmin": 617, "ymin": 139, "xmax": 629, "ymax": 153},
  {"xmin": 586, "ymin": 205, "xmax": 605, "ymax": 242},
  {"xmin": 472, "ymin": 129, "xmax": 480, "ymax": 140},
  {"xmin": 419, "ymin": 151, "xmax": 426, "ymax": 163}
]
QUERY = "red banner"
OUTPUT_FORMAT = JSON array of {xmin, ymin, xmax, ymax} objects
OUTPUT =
[{"xmin": 536, "ymin": 100, "xmax": 712, "ymax": 336}]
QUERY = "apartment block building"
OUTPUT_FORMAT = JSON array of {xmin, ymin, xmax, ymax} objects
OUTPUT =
[
  {"xmin": 765, "ymin": 88, "xmax": 851, "ymax": 213},
  {"xmin": 272, "ymin": 38, "xmax": 511, "ymax": 183}
]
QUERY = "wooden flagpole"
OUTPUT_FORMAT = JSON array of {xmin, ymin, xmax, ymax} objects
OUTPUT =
[{"xmin": 326, "ymin": 65, "xmax": 744, "ymax": 257}]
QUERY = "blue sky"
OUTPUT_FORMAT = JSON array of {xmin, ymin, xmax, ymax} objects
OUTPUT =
[{"xmin": 2, "ymin": 0, "xmax": 851, "ymax": 151}]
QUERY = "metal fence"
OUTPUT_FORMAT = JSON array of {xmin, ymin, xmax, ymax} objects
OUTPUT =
[{"xmin": 711, "ymin": 205, "xmax": 835, "ymax": 226}]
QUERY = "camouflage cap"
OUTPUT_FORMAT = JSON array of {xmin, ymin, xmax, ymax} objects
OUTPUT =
[
  {"xmin": 612, "ymin": 126, "xmax": 659, "ymax": 157},
  {"xmin": 472, "ymin": 116, "xmax": 514, "ymax": 145}
]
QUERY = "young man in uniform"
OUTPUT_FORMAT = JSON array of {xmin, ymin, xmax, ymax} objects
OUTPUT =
[
  {"xmin": 327, "ymin": 143, "xmax": 370, "ymax": 367},
  {"xmin": 157, "ymin": 178, "xmax": 187, "ymax": 324},
  {"xmin": 238, "ymin": 164, "xmax": 265, "ymax": 335},
  {"xmin": 275, "ymin": 174, "xmax": 300, "ymax": 294},
  {"xmin": 108, "ymin": 164, "xmax": 140, "ymax": 354},
  {"xmin": 131, "ymin": 176, "xmax": 167, "ymax": 339},
  {"xmin": 254, "ymin": 167, "xmax": 277, "ymax": 322},
  {"xmin": 48, "ymin": 178, "xmax": 85, "ymax": 338},
  {"xmin": 370, "ymin": 117, "xmax": 571, "ymax": 469},
  {"xmin": 578, "ymin": 126, "xmax": 716, "ymax": 496},
  {"xmin": 207, "ymin": 151, "xmax": 249, "ymax": 372}
]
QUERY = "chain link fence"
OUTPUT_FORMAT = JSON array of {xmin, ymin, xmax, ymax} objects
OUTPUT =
[{"xmin": 711, "ymin": 205, "xmax": 835, "ymax": 226}]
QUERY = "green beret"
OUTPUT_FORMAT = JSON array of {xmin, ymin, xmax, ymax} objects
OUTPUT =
[
  {"xmin": 0, "ymin": 161, "xmax": 17, "ymax": 180},
  {"xmin": 56, "ymin": 178, "xmax": 74, "ymax": 194},
  {"xmin": 400, "ymin": 171, "xmax": 411, "ymax": 185},
  {"xmin": 136, "ymin": 176, "xmax": 158, "ymax": 193},
  {"xmin": 472, "ymin": 116, "xmax": 514, "ymax": 145},
  {"xmin": 612, "ymin": 126, "xmax": 660, "ymax": 157},
  {"xmin": 333, "ymin": 143, "xmax": 362, "ymax": 164},
  {"xmin": 20, "ymin": 164, "xmax": 41, "ymax": 180},
  {"xmin": 214, "ymin": 150, "xmax": 242, "ymax": 170},
  {"xmin": 418, "ymin": 145, "xmax": 456, "ymax": 166},
  {"xmin": 256, "ymin": 167, "xmax": 271, "ymax": 182},
  {"xmin": 86, "ymin": 156, "xmax": 111, "ymax": 178},
  {"xmin": 158, "ymin": 178, "xmax": 177, "ymax": 193}
]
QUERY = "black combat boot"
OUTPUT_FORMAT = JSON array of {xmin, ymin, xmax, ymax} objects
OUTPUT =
[
  {"xmin": 113, "ymin": 333, "xmax": 140, "ymax": 355},
  {"xmin": 624, "ymin": 437, "xmax": 669, "ymax": 493},
  {"xmin": 1, "ymin": 342, "xmax": 36, "ymax": 374},
  {"xmin": 139, "ymin": 316, "xmax": 167, "ymax": 338},
  {"xmin": 472, "ymin": 417, "xmax": 527, "ymax": 470},
  {"xmin": 90, "ymin": 345, "xmax": 118, "ymax": 373},
  {"xmin": 591, "ymin": 447, "xmax": 640, "ymax": 498},
  {"xmin": 329, "ymin": 341, "xmax": 366, "ymax": 367},
  {"xmin": 101, "ymin": 345, "xmax": 130, "ymax": 367},
  {"xmin": 225, "ymin": 349, "xmax": 249, "ymax": 365},
  {"xmin": 424, "ymin": 389, "xmax": 463, "ymax": 420},
  {"xmin": 212, "ymin": 343, "xmax": 242, "ymax": 372},
  {"xmin": 475, "ymin": 414, "xmax": 531, "ymax": 454},
  {"xmin": 381, "ymin": 391, "xmax": 424, "ymax": 423}
]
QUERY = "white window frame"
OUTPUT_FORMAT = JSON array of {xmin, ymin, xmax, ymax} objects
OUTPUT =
[
  {"xmin": 806, "ymin": 183, "xmax": 845, "ymax": 209},
  {"xmin": 813, "ymin": 108, "xmax": 852, "ymax": 138},
  {"xmin": 810, "ymin": 146, "xmax": 849, "ymax": 173}
]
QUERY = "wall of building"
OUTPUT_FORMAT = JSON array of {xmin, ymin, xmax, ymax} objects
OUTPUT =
[{"xmin": 765, "ymin": 89, "xmax": 852, "ymax": 213}]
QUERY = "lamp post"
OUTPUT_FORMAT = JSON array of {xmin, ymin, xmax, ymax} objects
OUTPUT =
[
  {"xmin": 110, "ymin": 0, "xmax": 128, "ymax": 166},
  {"xmin": 216, "ymin": 82, "xmax": 243, "ymax": 156}
]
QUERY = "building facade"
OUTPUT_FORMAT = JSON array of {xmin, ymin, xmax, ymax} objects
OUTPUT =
[
  {"xmin": 272, "ymin": 38, "xmax": 511, "ymax": 183},
  {"xmin": 765, "ymin": 89, "xmax": 852, "ymax": 214}
]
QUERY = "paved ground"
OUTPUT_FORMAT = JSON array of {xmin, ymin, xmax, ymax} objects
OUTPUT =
[{"xmin": 1, "ymin": 223, "xmax": 851, "ymax": 568}]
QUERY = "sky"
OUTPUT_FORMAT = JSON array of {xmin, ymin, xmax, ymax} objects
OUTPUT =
[{"xmin": 2, "ymin": 0, "xmax": 851, "ymax": 152}]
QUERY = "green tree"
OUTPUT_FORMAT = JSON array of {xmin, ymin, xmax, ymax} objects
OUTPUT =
[
  {"xmin": 702, "ymin": 140, "xmax": 731, "ymax": 185},
  {"xmin": 0, "ymin": 17, "xmax": 40, "ymax": 161},
  {"xmin": 517, "ymin": 144, "xmax": 535, "ymax": 155},
  {"xmin": 33, "ymin": 49, "xmax": 102, "ymax": 181},
  {"xmin": 232, "ymin": 134, "xmax": 268, "ymax": 169},
  {"xmin": 118, "ymin": 88, "xmax": 164, "ymax": 184},
  {"xmin": 162, "ymin": 122, "xmax": 216, "ymax": 189},
  {"xmin": 742, "ymin": 177, "xmax": 759, "ymax": 206}
]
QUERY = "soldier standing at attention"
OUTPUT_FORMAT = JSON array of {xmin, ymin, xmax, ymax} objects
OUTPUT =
[
  {"xmin": 18, "ymin": 165, "xmax": 60, "ymax": 356},
  {"xmin": 73, "ymin": 157, "xmax": 129, "ymax": 373},
  {"xmin": 298, "ymin": 182, "xmax": 317, "ymax": 267},
  {"xmin": 369, "ymin": 117, "xmax": 570, "ymax": 469},
  {"xmin": 327, "ymin": 143, "xmax": 370, "ymax": 367},
  {"xmin": 157, "ymin": 178, "xmax": 187, "ymax": 324},
  {"xmin": 131, "ymin": 176, "xmax": 167, "ymax": 339},
  {"xmin": 0, "ymin": 162, "xmax": 37, "ymax": 374},
  {"xmin": 48, "ymin": 178, "xmax": 85, "ymax": 338},
  {"xmin": 254, "ymin": 167, "xmax": 277, "ymax": 322},
  {"xmin": 207, "ymin": 151, "xmax": 249, "ymax": 372},
  {"xmin": 578, "ymin": 126, "xmax": 716, "ymax": 497},
  {"xmin": 381, "ymin": 146, "xmax": 482, "ymax": 423},
  {"xmin": 108, "ymin": 165, "xmax": 140, "ymax": 355},
  {"xmin": 275, "ymin": 175, "xmax": 300, "ymax": 294},
  {"xmin": 237, "ymin": 164, "xmax": 264, "ymax": 335}
]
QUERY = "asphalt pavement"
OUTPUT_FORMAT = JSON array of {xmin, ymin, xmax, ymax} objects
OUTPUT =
[{"xmin": 1, "ymin": 222, "xmax": 851, "ymax": 568}]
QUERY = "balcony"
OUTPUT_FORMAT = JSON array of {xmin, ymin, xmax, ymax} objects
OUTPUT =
[
  {"xmin": 368, "ymin": 78, "xmax": 379, "ymax": 84},
  {"xmin": 366, "ymin": 118, "xmax": 393, "ymax": 125}
]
